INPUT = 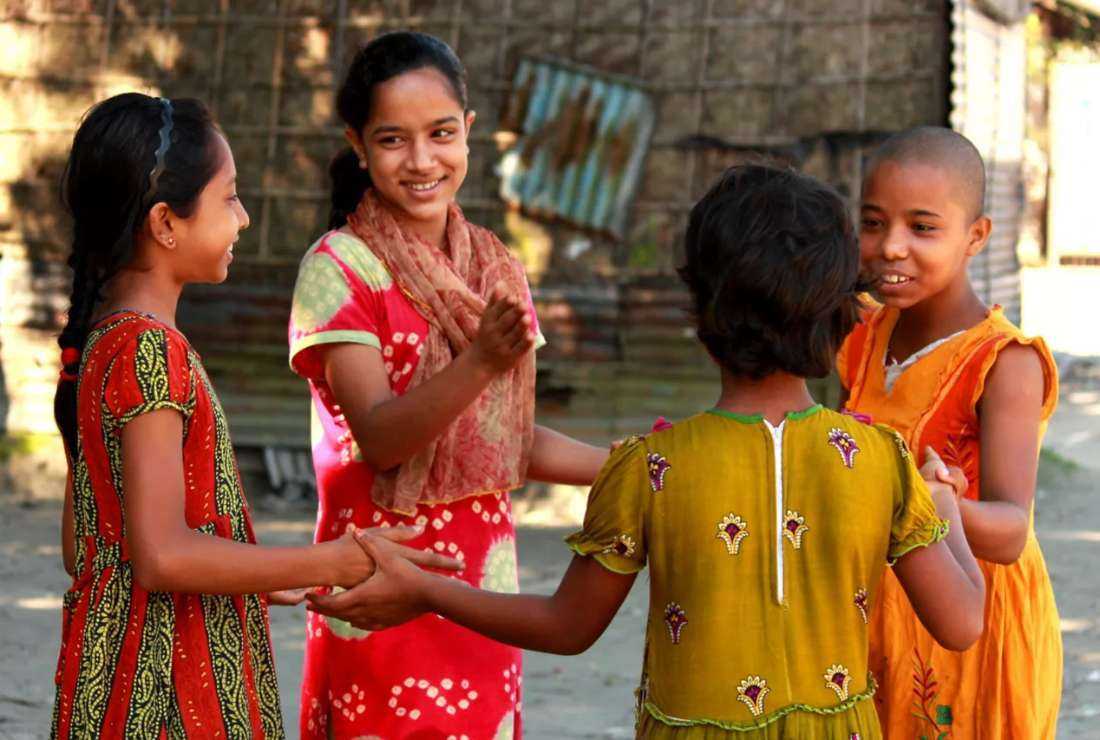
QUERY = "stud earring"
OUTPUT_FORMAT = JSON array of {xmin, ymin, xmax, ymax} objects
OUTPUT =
[
  {"xmin": 167, "ymin": 236, "xmax": 175, "ymax": 246},
  {"xmin": 359, "ymin": 158, "xmax": 367, "ymax": 169}
]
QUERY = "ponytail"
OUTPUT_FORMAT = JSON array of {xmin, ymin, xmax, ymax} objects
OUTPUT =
[{"xmin": 328, "ymin": 147, "xmax": 373, "ymax": 229}]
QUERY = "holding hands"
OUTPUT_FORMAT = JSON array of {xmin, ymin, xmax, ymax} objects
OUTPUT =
[
  {"xmin": 919, "ymin": 446, "xmax": 969, "ymax": 518},
  {"xmin": 267, "ymin": 524, "xmax": 460, "ymax": 611},
  {"xmin": 306, "ymin": 529, "xmax": 437, "ymax": 630}
]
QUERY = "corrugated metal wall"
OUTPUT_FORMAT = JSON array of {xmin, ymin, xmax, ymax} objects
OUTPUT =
[{"xmin": 950, "ymin": 0, "xmax": 1029, "ymax": 322}]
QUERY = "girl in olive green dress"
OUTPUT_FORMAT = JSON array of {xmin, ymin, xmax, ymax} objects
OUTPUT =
[{"xmin": 309, "ymin": 165, "xmax": 987, "ymax": 739}]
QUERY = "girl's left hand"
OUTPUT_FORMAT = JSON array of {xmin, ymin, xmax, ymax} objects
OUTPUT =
[
  {"xmin": 267, "ymin": 588, "xmax": 309, "ymax": 606},
  {"xmin": 306, "ymin": 531, "xmax": 433, "ymax": 631}
]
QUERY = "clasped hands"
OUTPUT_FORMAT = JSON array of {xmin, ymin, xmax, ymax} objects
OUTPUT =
[{"xmin": 279, "ymin": 524, "xmax": 455, "ymax": 631}]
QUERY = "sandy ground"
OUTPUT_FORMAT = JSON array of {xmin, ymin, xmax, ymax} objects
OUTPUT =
[{"xmin": 1, "ymin": 391, "xmax": 1097, "ymax": 739}]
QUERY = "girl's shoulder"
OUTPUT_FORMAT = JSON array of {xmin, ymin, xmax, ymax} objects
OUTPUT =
[
  {"xmin": 836, "ymin": 301, "xmax": 891, "ymax": 390},
  {"xmin": 85, "ymin": 310, "xmax": 192, "ymax": 362},
  {"xmin": 299, "ymin": 228, "xmax": 394, "ymax": 292},
  {"xmin": 963, "ymin": 307, "xmax": 1059, "ymax": 419}
]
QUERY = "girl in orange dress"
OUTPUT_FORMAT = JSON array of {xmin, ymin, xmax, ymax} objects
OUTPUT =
[{"xmin": 838, "ymin": 127, "xmax": 1062, "ymax": 738}]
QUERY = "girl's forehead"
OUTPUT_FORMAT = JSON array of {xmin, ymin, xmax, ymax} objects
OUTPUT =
[
  {"xmin": 368, "ymin": 68, "xmax": 463, "ymax": 121},
  {"xmin": 210, "ymin": 134, "xmax": 236, "ymax": 180},
  {"xmin": 863, "ymin": 161, "xmax": 966, "ymax": 213}
]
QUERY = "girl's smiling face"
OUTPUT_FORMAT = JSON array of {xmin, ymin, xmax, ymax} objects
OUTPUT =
[
  {"xmin": 347, "ymin": 67, "xmax": 475, "ymax": 242},
  {"xmin": 173, "ymin": 133, "xmax": 249, "ymax": 284},
  {"xmin": 859, "ymin": 159, "xmax": 990, "ymax": 310}
]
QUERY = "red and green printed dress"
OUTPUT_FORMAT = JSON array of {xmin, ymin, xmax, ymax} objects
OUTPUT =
[
  {"xmin": 289, "ymin": 229, "xmax": 536, "ymax": 739},
  {"xmin": 51, "ymin": 311, "xmax": 283, "ymax": 739}
]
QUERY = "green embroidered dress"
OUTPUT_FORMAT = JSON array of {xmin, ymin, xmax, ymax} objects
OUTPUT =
[{"xmin": 566, "ymin": 406, "xmax": 947, "ymax": 738}]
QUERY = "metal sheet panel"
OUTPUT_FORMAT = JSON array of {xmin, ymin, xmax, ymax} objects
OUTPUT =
[{"xmin": 497, "ymin": 57, "xmax": 656, "ymax": 240}]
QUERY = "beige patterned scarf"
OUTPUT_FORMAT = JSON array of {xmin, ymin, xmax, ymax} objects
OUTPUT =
[{"xmin": 347, "ymin": 190, "xmax": 536, "ymax": 515}]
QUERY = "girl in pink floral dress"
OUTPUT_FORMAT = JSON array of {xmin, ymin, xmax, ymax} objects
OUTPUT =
[{"xmin": 289, "ymin": 32, "xmax": 608, "ymax": 739}]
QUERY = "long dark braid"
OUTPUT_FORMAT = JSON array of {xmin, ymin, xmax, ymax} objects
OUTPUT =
[{"xmin": 54, "ymin": 93, "xmax": 221, "ymax": 455}]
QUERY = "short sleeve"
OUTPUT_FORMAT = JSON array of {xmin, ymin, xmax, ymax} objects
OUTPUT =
[
  {"xmin": 289, "ymin": 232, "xmax": 389, "ymax": 382},
  {"xmin": 969, "ymin": 335, "xmax": 1060, "ymax": 423},
  {"xmin": 886, "ymin": 429, "xmax": 950, "ymax": 564},
  {"xmin": 104, "ymin": 328, "xmax": 196, "ymax": 428},
  {"xmin": 564, "ymin": 439, "xmax": 650, "ymax": 574}
]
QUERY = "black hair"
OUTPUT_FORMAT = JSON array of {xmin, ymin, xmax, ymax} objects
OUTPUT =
[
  {"xmin": 679, "ymin": 164, "xmax": 867, "ymax": 380},
  {"xmin": 865, "ymin": 126, "xmax": 987, "ymax": 221},
  {"xmin": 54, "ymin": 92, "xmax": 222, "ymax": 455},
  {"xmin": 329, "ymin": 31, "xmax": 468, "ymax": 229}
]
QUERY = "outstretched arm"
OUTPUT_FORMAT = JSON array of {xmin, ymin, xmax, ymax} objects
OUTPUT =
[
  {"xmin": 527, "ymin": 425, "xmax": 609, "ymax": 486},
  {"xmin": 308, "ymin": 534, "xmax": 636, "ymax": 656},
  {"xmin": 960, "ymin": 343, "xmax": 1045, "ymax": 564},
  {"xmin": 893, "ymin": 461, "xmax": 985, "ymax": 651},
  {"xmin": 122, "ymin": 409, "xmax": 460, "ymax": 595}
]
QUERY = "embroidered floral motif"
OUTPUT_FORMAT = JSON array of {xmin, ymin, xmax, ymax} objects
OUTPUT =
[
  {"xmin": 827, "ymin": 428, "xmax": 860, "ymax": 469},
  {"xmin": 854, "ymin": 588, "xmax": 869, "ymax": 624},
  {"xmin": 602, "ymin": 534, "xmax": 637, "ymax": 559},
  {"xmin": 893, "ymin": 432, "xmax": 910, "ymax": 459},
  {"xmin": 783, "ymin": 510, "xmax": 809, "ymax": 549},
  {"xmin": 647, "ymin": 453, "xmax": 671, "ymax": 492},
  {"xmin": 736, "ymin": 675, "xmax": 770, "ymax": 717},
  {"xmin": 663, "ymin": 603, "xmax": 688, "ymax": 644},
  {"xmin": 912, "ymin": 651, "xmax": 953, "ymax": 737},
  {"xmin": 824, "ymin": 664, "xmax": 852, "ymax": 701},
  {"xmin": 716, "ymin": 514, "xmax": 749, "ymax": 555}
]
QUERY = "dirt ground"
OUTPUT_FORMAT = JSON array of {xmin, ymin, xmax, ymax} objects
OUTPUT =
[{"xmin": 1, "ymin": 392, "xmax": 1097, "ymax": 739}]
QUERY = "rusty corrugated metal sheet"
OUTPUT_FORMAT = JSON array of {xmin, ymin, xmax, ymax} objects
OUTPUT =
[{"xmin": 497, "ymin": 57, "xmax": 656, "ymax": 240}]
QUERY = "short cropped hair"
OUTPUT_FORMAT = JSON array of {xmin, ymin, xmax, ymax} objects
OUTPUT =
[
  {"xmin": 679, "ymin": 164, "xmax": 865, "ymax": 380},
  {"xmin": 866, "ymin": 126, "xmax": 987, "ymax": 220}
]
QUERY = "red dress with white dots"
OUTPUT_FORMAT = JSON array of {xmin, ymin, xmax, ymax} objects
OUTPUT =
[{"xmin": 290, "ymin": 229, "xmax": 531, "ymax": 739}]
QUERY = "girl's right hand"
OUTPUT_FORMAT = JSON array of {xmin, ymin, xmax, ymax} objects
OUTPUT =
[
  {"xmin": 920, "ymin": 447, "xmax": 969, "ymax": 499},
  {"xmin": 329, "ymin": 524, "xmax": 464, "ymax": 589},
  {"xmin": 469, "ymin": 283, "xmax": 535, "ymax": 374}
]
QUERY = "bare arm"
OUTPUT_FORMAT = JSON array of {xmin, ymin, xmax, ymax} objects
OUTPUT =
[
  {"xmin": 527, "ymin": 425, "xmax": 609, "ymax": 486},
  {"xmin": 893, "ymin": 479, "xmax": 985, "ymax": 651},
  {"xmin": 959, "ymin": 343, "xmax": 1044, "ymax": 564},
  {"xmin": 309, "ymin": 534, "xmax": 636, "ymax": 656},
  {"xmin": 324, "ymin": 291, "xmax": 535, "ymax": 472},
  {"xmin": 122, "ymin": 410, "xmax": 458, "ymax": 594}
]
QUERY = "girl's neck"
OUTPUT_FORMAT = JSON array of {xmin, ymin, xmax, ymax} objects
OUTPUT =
[
  {"xmin": 714, "ymin": 371, "xmax": 817, "ymax": 426},
  {"xmin": 892, "ymin": 278, "xmax": 987, "ymax": 362},
  {"xmin": 377, "ymin": 193, "xmax": 449, "ymax": 251},
  {"xmin": 406, "ymin": 214, "xmax": 448, "ymax": 252},
  {"xmin": 97, "ymin": 266, "xmax": 183, "ymax": 330}
]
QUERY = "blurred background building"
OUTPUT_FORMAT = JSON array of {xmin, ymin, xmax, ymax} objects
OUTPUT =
[{"xmin": 1, "ymin": 0, "xmax": 1096, "ymax": 498}]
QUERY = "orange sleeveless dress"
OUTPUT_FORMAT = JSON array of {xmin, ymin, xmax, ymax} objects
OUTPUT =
[{"xmin": 837, "ymin": 305, "xmax": 1062, "ymax": 739}]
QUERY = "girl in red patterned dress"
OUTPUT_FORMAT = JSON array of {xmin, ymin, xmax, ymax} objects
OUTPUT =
[
  {"xmin": 288, "ymin": 32, "xmax": 610, "ymax": 739},
  {"xmin": 50, "ymin": 93, "xmax": 458, "ymax": 739}
]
